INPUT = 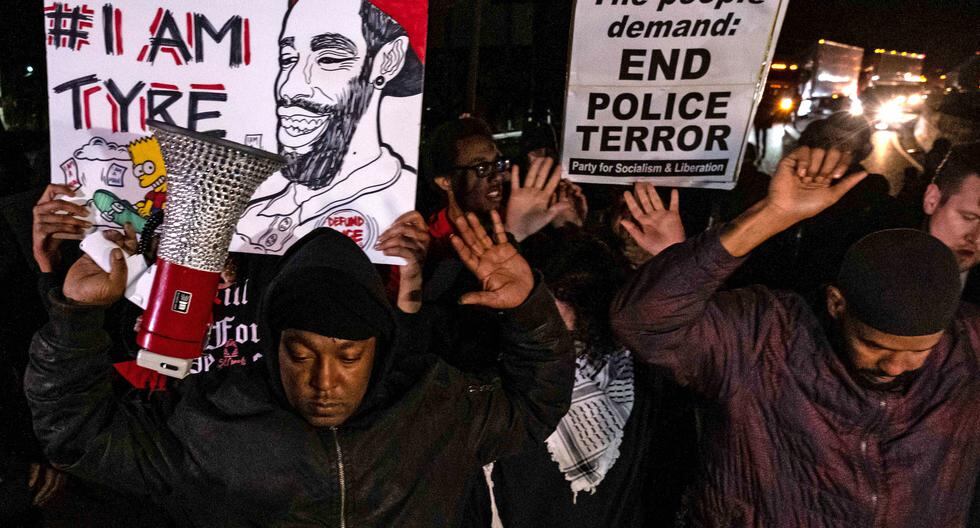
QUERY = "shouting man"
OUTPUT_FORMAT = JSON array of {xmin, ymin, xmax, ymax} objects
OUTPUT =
[{"xmin": 235, "ymin": 0, "xmax": 424, "ymax": 253}]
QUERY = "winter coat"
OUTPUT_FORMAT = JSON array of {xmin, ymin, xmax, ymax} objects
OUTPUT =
[
  {"xmin": 611, "ymin": 230, "xmax": 980, "ymax": 528},
  {"xmin": 26, "ymin": 228, "xmax": 574, "ymax": 527}
]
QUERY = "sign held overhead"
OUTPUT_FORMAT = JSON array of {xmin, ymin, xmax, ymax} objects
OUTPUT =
[{"xmin": 562, "ymin": 0, "xmax": 790, "ymax": 189}]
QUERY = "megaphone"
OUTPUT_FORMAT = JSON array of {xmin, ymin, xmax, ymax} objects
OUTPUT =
[{"xmin": 136, "ymin": 120, "xmax": 285, "ymax": 378}]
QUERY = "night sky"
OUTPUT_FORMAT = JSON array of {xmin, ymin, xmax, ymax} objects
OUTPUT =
[
  {"xmin": 775, "ymin": 0, "xmax": 980, "ymax": 72},
  {"xmin": 1, "ymin": 1, "xmax": 977, "ymax": 126},
  {"xmin": 4, "ymin": 1, "xmax": 978, "ymax": 73}
]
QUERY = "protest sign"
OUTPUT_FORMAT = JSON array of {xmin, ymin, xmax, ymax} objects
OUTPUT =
[
  {"xmin": 561, "ymin": 0, "xmax": 789, "ymax": 189},
  {"xmin": 44, "ymin": 0, "xmax": 427, "ymax": 263}
]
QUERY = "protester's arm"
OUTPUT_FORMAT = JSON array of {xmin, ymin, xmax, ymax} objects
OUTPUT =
[
  {"xmin": 447, "ymin": 211, "xmax": 574, "ymax": 464},
  {"xmin": 469, "ymin": 277, "xmax": 573, "ymax": 464},
  {"xmin": 611, "ymin": 147, "xmax": 866, "ymax": 398},
  {"xmin": 376, "ymin": 211, "xmax": 431, "ymax": 314},
  {"xmin": 25, "ymin": 250, "xmax": 185, "ymax": 495}
]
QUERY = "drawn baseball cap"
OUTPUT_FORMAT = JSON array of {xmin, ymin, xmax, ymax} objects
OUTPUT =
[
  {"xmin": 370, "ymin": 0, "xmax": 427, "ymax": 64},
  {"xmin": 287, "ymin": 0, "xmax": 426, "ymax": 96}
]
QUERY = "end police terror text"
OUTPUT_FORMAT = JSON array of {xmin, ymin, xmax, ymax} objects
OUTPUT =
[
  {"xmin": 574, "ymin": 44, "xmax": 733, "ymax": 153},
  {"xmin": 576, "ymin": 90, "xmax": 731, "ymax": 152}
]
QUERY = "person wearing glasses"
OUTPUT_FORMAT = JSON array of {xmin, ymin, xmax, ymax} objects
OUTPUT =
[
  {"xmin": 422, "ymin": 115, "xmax": 586, "ymax": 243},
  {"xmin": 415, "ymin": 116, "xmax": 587, "ymax": 370},
  {"xmin": 410, "ymin": 116, "xmax": 579, "ymax": 526},
  {"xmin": 416, "ymin": 117, "xmax": 562, "ymax": 370}
]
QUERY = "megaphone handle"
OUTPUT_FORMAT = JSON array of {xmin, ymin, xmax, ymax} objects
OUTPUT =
[{"xmin": 125, "ymin": 263, "xmax": 156, "ymax": 310}]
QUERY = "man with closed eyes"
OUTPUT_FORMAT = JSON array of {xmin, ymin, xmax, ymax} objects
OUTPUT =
[{"xmin": 236, "ymin": 0, "xmax": 424, "ymax": 253}]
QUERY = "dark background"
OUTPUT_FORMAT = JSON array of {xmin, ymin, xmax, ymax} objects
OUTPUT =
[{"xmin": 1, "ymin": 0, "xmax": 978, "ymax": 152}]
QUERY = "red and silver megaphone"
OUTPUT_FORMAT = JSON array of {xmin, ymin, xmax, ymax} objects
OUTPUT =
[{"xmin": 136, "ymin": 120, "xmax": 284, "ymax": 378}]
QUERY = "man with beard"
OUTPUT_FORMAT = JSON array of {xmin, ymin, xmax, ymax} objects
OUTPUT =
[
  {"xmin": 611, "ymin": 146, "xmax": 980, "ymax": 527},
  {"xmin": 235, "ymin": 0, "xmax": 424, "ymax": 253}
]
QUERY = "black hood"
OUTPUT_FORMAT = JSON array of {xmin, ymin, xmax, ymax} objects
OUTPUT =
[{"xmin": 259, "ymin": 228, "xmax": 398, "ymax": 426}]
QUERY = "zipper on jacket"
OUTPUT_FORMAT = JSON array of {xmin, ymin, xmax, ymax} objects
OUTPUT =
[{"xmin": 331, "ymin": 427, "xmax": 346, "ymax": 528}]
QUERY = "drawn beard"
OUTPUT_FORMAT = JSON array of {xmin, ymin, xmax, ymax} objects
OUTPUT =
[{"xmin": 278, "ymin": 63, "xmax": 375, "ymax": 190}]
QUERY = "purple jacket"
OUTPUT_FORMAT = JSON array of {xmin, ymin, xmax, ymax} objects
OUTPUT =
[{"xmin": 611, "ymin": 230, "xmax": 980, "ymax": 528}]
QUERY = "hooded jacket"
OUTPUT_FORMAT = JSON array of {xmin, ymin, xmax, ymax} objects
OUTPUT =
[{"xmin": 26, "ymin": 228, "xmax": 574, "ymax": 527}]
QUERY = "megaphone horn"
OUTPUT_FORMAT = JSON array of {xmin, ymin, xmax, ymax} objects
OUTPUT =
[{"xmin": 136, "ymin": 120, "xmax": 285, "ymax": 378}]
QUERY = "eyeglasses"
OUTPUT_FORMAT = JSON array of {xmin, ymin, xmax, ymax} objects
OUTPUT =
[{"xmin": 454, "ymin": 157, "xmax": 513, "ymax": 179}]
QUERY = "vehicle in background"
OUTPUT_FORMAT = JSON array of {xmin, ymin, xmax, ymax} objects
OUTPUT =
[
  {"xmin": 861, "ymin": 49, "xmax": 929, "ymax": 130},
  {"xmin": 759, "ymin": 61, "xmax": 802, "ymax": 123},
  {"xmin": 796, "ymin": 40, "xmax": 865, "ymax": 119}
]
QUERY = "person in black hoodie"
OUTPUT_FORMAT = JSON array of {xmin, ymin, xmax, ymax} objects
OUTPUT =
[{"xmin": 25, "ymin": 211, "xmax": 573, "ymax": 527}]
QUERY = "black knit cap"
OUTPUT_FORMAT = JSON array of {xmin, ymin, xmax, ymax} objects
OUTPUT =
[
  {"xmin": 268, "ymin": 268, "xmax": 391, "ymax": 343},
  {"xmin": 837, "ymin": 229, "xmax": 960, "ymax": 336}
]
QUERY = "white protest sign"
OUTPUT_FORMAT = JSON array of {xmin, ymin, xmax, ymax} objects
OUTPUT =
[
  {"xmin": 44, "ymin": 0, "xmax": 427, "ymax": 264},
  {"xmin": 561, "ymin": 0, "xmax": 789, "ymax": 189}
]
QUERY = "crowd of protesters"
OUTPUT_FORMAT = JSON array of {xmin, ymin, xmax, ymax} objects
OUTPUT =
[{"xmin": 2, "ymin": 104, "xmax": 980, "ymax": 528}]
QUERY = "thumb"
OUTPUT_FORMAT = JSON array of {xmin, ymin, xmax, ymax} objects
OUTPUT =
[
  {"xmin": 830, "ymin": 170, "xmax": 868, "ymax": 201},
  {"xmin": 459, "ymin": 291, "xmax": 499, "ymax": 307},
  {"xmin": 108, "ymin": 248, "xmax": 129, "ymax": 290}
]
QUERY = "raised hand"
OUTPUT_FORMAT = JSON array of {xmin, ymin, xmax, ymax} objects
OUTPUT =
[
  {"xmin": 504, "ymin": 157, "xmax": 564, "ymax": 241},
  {"xmin": 549, "ymin": 180, "xmax": 589, "ymax": 228},
  {"xmin": 620, "ymin": 183, "xmax": 685, "ymax": 257},
  {"xmin": 450, "ymin": 210, "xmax": 534, "ymax": 309},
  {"xmin": 720, "ymin": 146, "xmax": 868, "ymax": 257},
  {"xmin": 766, "ymin": 146, "xmax": 867, "ymax": 222},
  {"xmin": 376, "ymin": 211, "xmax": 431, "ymax": 313},
  {"xmin": 32, "ymin": 184, "xmax": 92, "ymax": 273}
]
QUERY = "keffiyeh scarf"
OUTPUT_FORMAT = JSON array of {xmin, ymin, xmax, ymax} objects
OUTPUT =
[{"xmin": 546, "ymin": 344, "xmax": 635, "ymax": 499}]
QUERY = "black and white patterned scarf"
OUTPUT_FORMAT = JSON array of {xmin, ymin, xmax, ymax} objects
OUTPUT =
[{"xmin": 546, "ymin": 344, "xmax": 635, "ymax": 499}]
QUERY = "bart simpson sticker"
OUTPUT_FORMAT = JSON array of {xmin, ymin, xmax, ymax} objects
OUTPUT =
[{"xmin": 128, "ymin": 137, "xmax": 168, "ymax": 217}]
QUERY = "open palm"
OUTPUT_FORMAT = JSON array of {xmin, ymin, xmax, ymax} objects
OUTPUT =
[
  {"xmin": 450, "ymin": 211, "xmax": 533, "ymax": 309},
  {"xmin": 505, "ymin": 157, "xmax": 564, "ymax": 241},
  {"xmin": 620, "ymin": 183, "xmax": 685, "ymax": 257}
]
